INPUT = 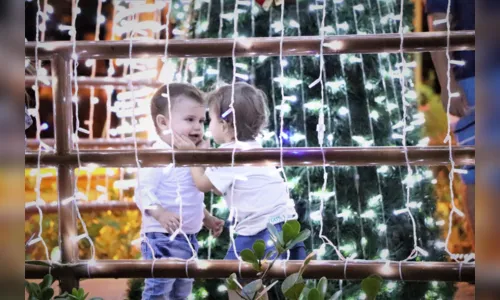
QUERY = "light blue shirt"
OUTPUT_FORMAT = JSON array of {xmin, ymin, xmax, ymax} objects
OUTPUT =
[{"xmin": 135, "ymin": 140, "xmax": 205, "ymax": 234}]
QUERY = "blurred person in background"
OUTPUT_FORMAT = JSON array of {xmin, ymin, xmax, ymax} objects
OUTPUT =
[{"xmin": 425, "ymin": 0, "xmax": 476, "ymax": 240}]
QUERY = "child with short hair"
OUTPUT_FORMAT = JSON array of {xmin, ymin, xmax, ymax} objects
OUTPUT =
[
  {"xmin": 174, "ymin": 82, "xmax": 306, "ymax": 261},
  {"xmin": 135, "ymin": 83, "xmax": 224, "ymax": 300}
]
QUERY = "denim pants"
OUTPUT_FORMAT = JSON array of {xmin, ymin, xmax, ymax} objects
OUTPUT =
[
  {"xmin": 141, "ymin": 232, "xmax": 199, "ymax": 300},
  {"xmin": 225, "ymin": 222, "xmax": 307, "ymax": 260},
  {"xmin": 455, "ymin": 76, "xmax": 475, "ymax": 184}
]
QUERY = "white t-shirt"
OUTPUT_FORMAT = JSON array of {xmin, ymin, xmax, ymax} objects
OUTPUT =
[
  {"xmin": 134, "ymin": 140, "xmax": 205, "ymax": 234},
  {"xmin": 205, "ymin": 140, "xmax": 297, "ymax": 236}
]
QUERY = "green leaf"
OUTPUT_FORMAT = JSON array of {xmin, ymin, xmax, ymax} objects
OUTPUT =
[
  {"xmin": 72, "ymin": 288, "xmax": 78, "ymax": 295},
  {"xmin": 298, "ymin": 251, "xmax": 316, "ymax": 276},
  {"xmin": 317, "ymin": 277, "xmax": 328, "ymax": 299},
  {"xmin": 276, "ymin": 242, "xmax": 286, "ymax": 255},
  {"xmin": 282, "ymin": 273, "xmax": 305, "ymax": 300},
  {"xmin": 83, "ymin": 292, "xmax": 89, "ymax": 300},
  {"xmin": 300, "ymin": 287, "xmax": 311, "ymax": 300},
  {"xmin": 41, "ymin": 288, "xmax": 54, "ymax": 300},
  {"xmin": 40, "ymin": 274, "xmax": 53, "ymax": 290},
  {"xmin": 256, "ymin": 281, "xmax": 279, "ymax": 300},
  {"xmin": 303, "ymin": 251, "xmax": 316, "ymax": 266},
  {"xmin": 286, "ymin": 220, "xmax": 301, "ymax": 237},
  {"xmin": 282, "ymin": 221, "xmax": 300, "ymax": 245},
  {"xmin": 78, "ymin": 288, "xmax": 85, "ymax": 299},
  {"xmin": 252, "ymin": 240, "xmax": 266, "ymax": 260},
  {"xmin": 241, "ymin": 279, "xmax": 263, "ymax": 300},
  {"xmin": 241, "ymin": 249, "xmax": 258, "ymax": 265},
  {"xmin": 226, "ymin": 273, "xmax": 240, "ymax": 291},
  {"xmin": 54, "ymin": 291, "xmax": 72, "ymax": 299},
  {"xmin": 307, "ymin": 288, "xmax": 321, "ymax": 300},
  {"xmin": 286, "ymin": 230, "xmax": 311, "ymax": 251},
  {"xmin": 29, "ymin": 282, "xmax": 41, "ymax": 297},
  {"xmin": 267, "ymin": 223, "xmax": 283, "ymax": 245},
  {"xmin": 25, "ymin": 281, "xmax": 31, "ymax": 293},
  {"xmin": 264, "ymin": 250, "xmax": 275, "ymax": 261},
  {"xmin": 25, "ymin": 260, "xmax": 54, "ymax": 267},
  {"xmin": 361, "ymin": 275, "xmax": 383, "ymax": 300}
]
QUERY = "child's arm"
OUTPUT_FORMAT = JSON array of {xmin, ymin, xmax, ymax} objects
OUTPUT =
[
  {"xmin": 135, "ymin": 167, "xmax": 162, "ymax": 213},
  {"xmin": 171, "ymin": 134, "xmax": 223, "ymax": 195},
  {"xmin": 190, "ymin": 167, "xmax": 222, "ymax": 195},
  {"xmin": 136, "ymin": 167, "xmax": 180, "ymax": 233},
  {"xmin": 203, "ymin": 208, "xmax": 224, "ymax": 237}
]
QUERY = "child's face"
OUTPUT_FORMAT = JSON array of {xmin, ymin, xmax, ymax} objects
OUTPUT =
[
  {"xmin": 208, "ymin": 108, "xmax": 229, "ymax": 144},
  {"xmin": 156, "ymin": 97, "xmax": 206, "ymax": 146}
]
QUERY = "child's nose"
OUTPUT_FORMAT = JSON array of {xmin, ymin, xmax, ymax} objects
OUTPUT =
[{"xmin": 193, "ymin": 122, "xmax": 202, "ymax": 131}]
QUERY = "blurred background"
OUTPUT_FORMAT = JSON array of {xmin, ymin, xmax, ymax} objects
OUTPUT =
[{"xmin": 23, "ymin": 0, "xmax": 476, "ymax": 299}]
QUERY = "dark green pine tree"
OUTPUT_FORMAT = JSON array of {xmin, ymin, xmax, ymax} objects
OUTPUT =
[{"xmin": 186, "ymin": 0, "xmax": 454, "ymax": 299}]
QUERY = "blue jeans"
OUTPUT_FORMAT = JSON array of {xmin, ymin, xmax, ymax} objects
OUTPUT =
[
  {"xmin": 141, "ymin": 232, "xmax": 199, "ymax": 300},
  {"xmin": 455, "ymin": 77, "xmax": 475, "ymax": 184},
  {"xmin": 225, "ymin": 222, "xmax": 307, "ymax": 260}
]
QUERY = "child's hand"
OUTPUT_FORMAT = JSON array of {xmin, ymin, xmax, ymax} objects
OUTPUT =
[
  {"xmin": 150, "ymin": 207, "xmax": 181, "ymax": 234},
  {"xmin": 203, "ymin": 215, "xmax": 224, "ymax": 237},
  {"xmin": 173, "ymin": 133, "xmax": 196, "ymax": 150},
  {"xmin": 196, "ymin": 139, "xmax": 211, "ymax": 149}
]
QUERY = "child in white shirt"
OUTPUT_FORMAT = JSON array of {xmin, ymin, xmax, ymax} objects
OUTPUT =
[
  {"xmin": 174, "ymin": 83, "xmax": 306, "ymax": 261},
  {"xmin": 135, "ymin": 83, "xmax": 224, "ymax": 300}
]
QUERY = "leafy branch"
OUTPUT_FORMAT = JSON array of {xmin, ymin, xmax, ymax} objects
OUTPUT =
[
  {"xmin": 225, "ymin": 220, "xmax": 384, "ymax": 300},
  {"xmin": 25, "ymin": 274, "xmax": 103, "ymax": 300}
]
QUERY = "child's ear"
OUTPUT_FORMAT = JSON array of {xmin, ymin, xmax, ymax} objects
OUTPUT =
[{"xmin": 156, "ymin": 114, "xmax": 169, "ymax": 129}]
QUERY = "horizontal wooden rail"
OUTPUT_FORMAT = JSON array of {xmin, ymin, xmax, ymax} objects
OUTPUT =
[
  {"xmin": 25, "ymin": 201, "xmax": 137, "ymax": 218},
  {"xmin": 25, "ymin": 31, "xmax": 474, "ymax": 59},
  {"xmin": 25, "ymin": 146, "xmax": 475, "ymax": 167},
  {"xmin": 25, "ymin": 259, "xmax": 474, "ymax": 282}
]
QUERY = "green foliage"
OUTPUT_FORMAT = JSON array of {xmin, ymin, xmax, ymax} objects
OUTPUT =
[
  {"xmin": 126, "ymin": 278, "xmax": 144, "ymax": 300},
  {"xmin": 361, "ymin": 275, "xmax": 383, "ymax": 300},
  {"xmin": 54, "ymin": 288, "xmax": 103, "ymax": 300},
  {"xmin": 226, "ymin": 222, "xmax": 384, "ymax": 300},
  {"xmin": 227, "ymin": 221, "xmax": 313, "ymax": 300},
  {"xmin": 25, "ymin": 274, "xmax": 102, "ymax": 300},
  {"xmin": 267, "ymin": 220, "xmax": 311, "ymax": 256},
  {"xmin": 282, "ymin": 273, "xmax": 305, "ymax": 300},
  {"xmin": 25, "ymin": 274, "xmax": 55, "ymax": 300},
  {"xmin": 299, "ymin": 277, "xmax": 328, "ymax": 300}
]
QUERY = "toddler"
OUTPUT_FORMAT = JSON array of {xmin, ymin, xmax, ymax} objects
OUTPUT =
[{"xmin": 135, "ymin": 83, "xmax": 224, "ymax": 300}]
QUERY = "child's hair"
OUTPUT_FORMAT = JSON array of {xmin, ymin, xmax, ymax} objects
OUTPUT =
[
  {"xmin": 150, "ymin": 83, "xmax": 204, "ymax": 128},
  {"xmin": 207, "ymin": 82, "xmax": 269, "ymax": 141}
]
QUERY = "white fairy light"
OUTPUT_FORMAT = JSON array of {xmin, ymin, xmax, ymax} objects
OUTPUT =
[
  {"xmin": 337, "ymin": 22, "xmax": 349, "ymax": 31},
  {"xmin": 309, "ymin": 4, "xmax": 323, "ymax": 11},
  {"xmin": 380, "ymin": 249, "xmax": 389, "ymax": 259},
  {"xmin": 441, "ymin": 0, "xmax": 466, "ymax": 262},
  {"xmin": 338, "ymin": 106, "xmax": 349, "ymax": 116},
  {"xmin": 311, "ymin": 190, "xmax": 335, "ymax": 201},
  {"xmin": 326, "ymin": 79, "xmax": 346, "ymax": 92},
  {"xmin": 67, "ymin": 0, "xmax": 97, "ymax": 265},
  {"xmin": 368, "ymin": 195, "xmax": 382, "ymax": 208},
  {"xmin": 361, "ymin": 210, "xmax": 376, "ymax": 219},
  {"xmin": 289, "ymin": 19, "xmax": 300, "ymax": 28},
  {"xmin": 370, "ymin": 110, "xmax": 380, "ymax": 121},
  {"xmin": 337, "ymin": 208, "xmax": 354, "ymax": 222},
  {"xmin": 290, "ymin": 133, "xmax": 306, "ymax": 143},
  {"xmin": 393, "ymin": 0, "xmax": 418, "ymax": 260},
  {"xmin": 30, "ymin": 0, "xmax": 51, "ymax": 262},
  {"xmin": 386, "ymin": 282, "xmax": 397, "ymax": 291},
  {"xmin": 377, "ymin": 224, "xmax": 387, "ymax": 233}
]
